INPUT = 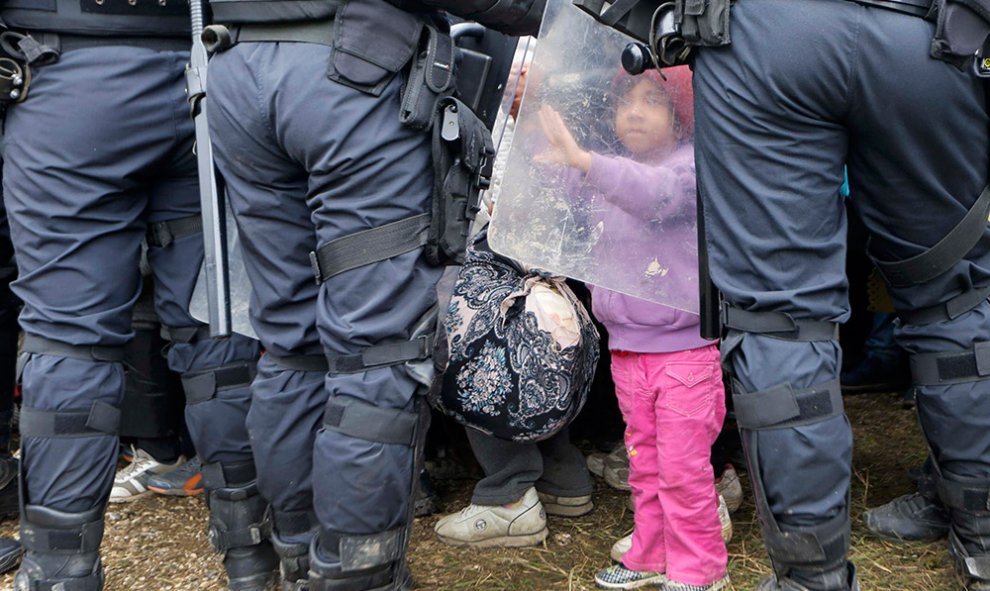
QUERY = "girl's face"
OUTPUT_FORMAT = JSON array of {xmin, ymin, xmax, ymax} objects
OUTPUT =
[{"xmin": 614, "ymin": 79, "xmax": 677, "ymax": 157}]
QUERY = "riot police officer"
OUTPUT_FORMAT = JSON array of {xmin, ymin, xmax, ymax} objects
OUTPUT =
[
  {"xmin": 689, "ymin": 0, "xmax": 990, "ymax": 588},
  {"xmin": 203, "ymin": 1, "xmax": 542, "ymax": 589},
  {"xmin": 0, "ymin": 2, "xmax": 275, "ymax": 589}
]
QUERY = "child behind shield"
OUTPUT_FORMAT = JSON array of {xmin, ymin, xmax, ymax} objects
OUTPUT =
[{"xmin": 538, "ymin": 66, "xmax": 730, "ymax": 591}]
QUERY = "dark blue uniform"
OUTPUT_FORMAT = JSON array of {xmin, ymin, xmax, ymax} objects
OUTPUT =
[
  {"xmin": 205, "ymin": 1, "xmax": 542, "ymax": 589},
  {"xmin": 0, "ymin": 2, "xmax": 275, "ymax": 589},
  {"xmin": 694, "ymin": 0, "xmax": 990, "ymax": 589}
]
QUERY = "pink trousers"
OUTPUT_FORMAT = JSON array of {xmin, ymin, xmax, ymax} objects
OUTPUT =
[{"xmin": 612, "ymin": 344, "xmax": 728, "ymax": 586}]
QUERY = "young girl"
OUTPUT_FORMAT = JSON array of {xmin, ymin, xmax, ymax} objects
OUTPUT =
[{"xmin": 539, "ymin": 66, "xmax": 730, "ymax": 591}]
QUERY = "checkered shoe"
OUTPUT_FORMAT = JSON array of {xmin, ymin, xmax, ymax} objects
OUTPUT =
[{"xmin": 595, "ymin": 564, "xmax": 665, "ymax": 590}]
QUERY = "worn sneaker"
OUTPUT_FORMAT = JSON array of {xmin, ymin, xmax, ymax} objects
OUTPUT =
[
  {"xmin": 717, "ymin": 494, "xmax": 733, "ymax": 543},
  {"xmin": 587, "ymin": 452, "xmax": 608, "ymax": 478},
  {"xmin": 110, "ymin": 446, "xmax": 187, "ymax": 503},
  {"xmin": 715, "ymin": 465, "xmax": 742, "ymax": 514},
  {"xmin": 537, "ymin": 491, "xmax": 594, "ymax": 517},
  {"xmin": 595, "ymin": 564, "xmax": 665, "ymax": 590},
  {"xmin": 147, "ymin": 456, "xmax": 204, "ymax": 497},
  {"xmin": 662, "ymin": 574, "xmax": 730, "ymax": 591},
  {"xmin": 604, "ymin": 447, "xmax": 631, "ymax": 492},
  {"xmin": 434, "ymin": 487, "xmax": 548, "ymax": 548},
  {"xmin": 863, "ymin": 492, "xmax": 949, "ymax": 542},
  {"xmin": 610, "ymin": 534, "xmax": 633, "ymax": 563}
]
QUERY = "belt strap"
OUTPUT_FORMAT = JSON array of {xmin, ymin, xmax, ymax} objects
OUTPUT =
[
  {"xmin": 20, "ymin": 402, "xmax": 120, "ymax": 438},
  {"xmin": 309, "ymin": 214, "xmax": 430, "ymax": 284},
  {"xmin": 22, "ymin": 334, "xmax": 125, "ymax": 363},
  {"xmin": 720, "ymin": 302, "xmax": 838, "ymax": 341},
  {"xmin": 234, "ymin": 20, "xmax": 336, "ymax": 46},
  {"xmin": 267, "ymin": 353, "xmax": 329, "ymax": 372},
  {"xmin": 910, "ymin": 342, "xmax": 990, "ymax": 385},
  {"xmin": 326, "ymin": 335, "xmax": 432, "ymax": 375},
  {"xmin": 872, "ymin": 185, "xmax": 990, "ymax": 288},
  {"xmin": 147, "ymin": 214, "xmax": 203, "ymax": 248},
  {"xmin": 35, "ymin": 32, "xmax": 188, "ymax": 54},
  {"xmin": 848, "ymin": 0, "xmax": 933, "ymax": 17},
  {"xmin": 733, "ymin": 378, "xmax": 844, "ymax": 430},
  {"xmin": 323, "ymin": 397, "xmax": 418, "ymax": 446}
]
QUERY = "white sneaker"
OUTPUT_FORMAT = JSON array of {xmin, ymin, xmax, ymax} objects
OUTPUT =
[
  {"xmin": 611, "ymin": 533, "xmax": 633, "ymax": 562},
  {"xmin": 109, "ymin": 446, "xmax": 186, "ymax": 503},
  {"xmin": 434, "ymin": 487, "xmax": 548, "ymax": 548},
  {"xmin": 717, "ymin": 494, "xmax": 733, "ymax": 543},
  {"xmin": 715, "ymin": 465, "xmax": 743, "ymax": 514}
]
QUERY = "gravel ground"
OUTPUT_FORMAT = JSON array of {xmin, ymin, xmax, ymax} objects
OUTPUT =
[{"xmin": 0, "ymin": 393, "xmax": 966, "ymax": 590}]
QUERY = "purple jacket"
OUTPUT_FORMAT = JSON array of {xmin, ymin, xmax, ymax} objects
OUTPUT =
[{"xmin": 581, "ymin": 144, "xmax": 712, "ymax": 353}]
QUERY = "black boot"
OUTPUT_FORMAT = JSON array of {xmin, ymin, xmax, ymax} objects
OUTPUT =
[
  {"xmin": 14, "ymin": 505, "xmax": 105, "ymax": 591},
  {"xmin": 0, "ymin": 537, "xmax": 21, "ymax": 574},
  {"xmin": 0, "ymin": 455, "xmax": 18, "ymax": 521},
  {"xmin": 205, "ymin": 462, "xmax": 278, "ymax": 591},
  {"xmin": 948, "ymin": 508, "xmax": 990, "ymax": 591},
  {"xmin": 863, "ymin": 492, "xmax": 949, "ymax": 542},
  {"xmin": 307, "ymin": 535, "xmax": 404, "ymax": 591},
  {"xmin": 757, "ymin": 562, "xmax": 860, "ymax": 591},
  {"xmin": 271, "ymin": 533, "xmax": 309, "ymax": 591}
]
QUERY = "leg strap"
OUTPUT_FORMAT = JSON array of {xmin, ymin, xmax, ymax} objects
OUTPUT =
[
  {"xmin": 21, "ymin": 334, "xmax": 125, "ymax": 363},
  {"xmin": 938, "ymin": 471, "xmax": 990, "ymax": 512},
  {"xmin": 323, "ymin": 397, "xmax": 418, "ymax": 446},
  {"xmin": 181, "ymin": 362, "xmax": 256, "ymax": 405},
  {"xmin": 201, "ymin": 459, "xmax": 257, "ymax": 490},
  {"xmin": 267, "ymin": 353, "xmax": 329, "ymax": 372},
  {"xmin": 160, "ymin": 324, "xmax": 213, "ymax": 344},
  {"xmin": 898, "ymin": 284, "xmax": 990, "ymax": 326},
  {"xmin": 326, "ymin": 335, "xmax": 432, "ymax": 375},
  {"xmin": 720, "ymin": 302, "xmax": 838, "ymax": 341},
  {"xmin": 318, "ymin": 527, "xmax": 404, "ymax": 572},
  {"xmin": 273, "ymin": 509, "xmax": 317, "ymax": 538},
  {"xmin": 910, "ymin": 342, "xmax": 990, "ymax": 386},
  {"xmin": 19, "ymin": 402, "xmax": 120, "ymax": 438},
  {"xmin": 733, "ymin": 378, "xmax": 844, "ymax": 430},
  {"xmin": 146, "ymin": 214, "xmax": 203, "ymax": 248},
  {"xmin": 309, "ymin": 214, "xmax": 429, "ymax": 285},
  {"xmin": 20, "ymin": 505, "xmax": 104, "ymax": 554}
]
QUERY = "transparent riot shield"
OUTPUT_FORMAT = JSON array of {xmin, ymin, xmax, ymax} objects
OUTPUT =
[
  {"xmin": 190, "ymin": 204, "xmax": 256, "ymax": 339},
  {"xmin": 487, "ymin": 1, "xmax": 699, "ymax": 313}
]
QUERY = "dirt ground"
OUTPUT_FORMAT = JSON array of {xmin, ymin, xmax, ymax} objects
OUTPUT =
[{"xmin": 0, "ymin": 392, "xmax": 964, "ymax": 591}]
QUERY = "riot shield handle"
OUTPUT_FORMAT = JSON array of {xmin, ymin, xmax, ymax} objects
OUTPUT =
[
  {"xmin": 188, "ymin": 0, "xmax": 232, "ymax": 338},
  {"xmin": 573, "ymin": 0, "xmax": 664, "ymax": 45}
]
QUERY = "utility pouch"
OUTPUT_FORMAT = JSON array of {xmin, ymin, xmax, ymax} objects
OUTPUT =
[
  {"xmin": 675, "ymin": 0, "xmax": 732, "ymax": 47},
  {"xmin": 426, "ymin": 97, "xmax": 494, "ymax": 266},
  {"xmin": 328, "ymin": 0, "xmax": 421, "ymax": 96},
  {"xmin": 399, "ymin": 22, "xmax": 455, "ymax": 131},
  {"xmin": 929, "ymin": 0, "xmax": 990, "ymax": 66}
]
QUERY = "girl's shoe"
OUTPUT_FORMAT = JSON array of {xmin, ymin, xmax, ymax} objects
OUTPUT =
[
  {"xmin": 595, "ymin": 564, "xmax": 665, "ymax": 590},
  {"xmin": 662, "ymin": 574, "xmax": 730, "ymax": 591},
  {"xmin": 610, "ymin": 533, "xmax": 633, "ymax": 562}
]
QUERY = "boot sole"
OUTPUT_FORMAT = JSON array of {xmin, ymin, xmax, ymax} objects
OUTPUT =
[
  {"xmin": 543, "ymin": 503, "xmax": 593, "ymax": 517},
  {"xmin": 436, "ymin": 527, "xmax": 549, "ymax": 548}
]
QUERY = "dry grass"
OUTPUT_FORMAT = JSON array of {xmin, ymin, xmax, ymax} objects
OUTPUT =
[{"xmin": 0, "ymin": 393, "xmax": 970, "ymax": 590}]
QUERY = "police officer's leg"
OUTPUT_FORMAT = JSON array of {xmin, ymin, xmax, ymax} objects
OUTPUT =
[
  {"xmin": 284, "ymin": 47, "xmax": 440, "ymax": 591},
  {"xmin": 144, "ymin": 118, "xmax": 276, "ymax": 590},
  {"xmin": 207, "ymin": 42, "xmax": 331, "ymax": 590},
  {"xmin": 0, "ymin": 193, "xmax": 20, "ymax": 518},
  {"xmin": 694, "ymin": 1, "xmax": 859, "ymax": 588},
  {"xmin": 1, "ymin": 46, "xmax": 171, "ymax": 591},
  {"xmin": 843, "ymin": 7, "xmax": 990, "ymax": 587}
]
